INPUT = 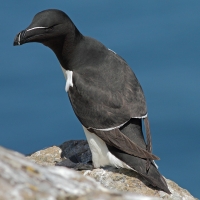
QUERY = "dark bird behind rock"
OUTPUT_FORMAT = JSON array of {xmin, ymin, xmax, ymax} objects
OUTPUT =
[{"xmin": 13, "ymin": 9, "xmax": 171, "ymax": 194}]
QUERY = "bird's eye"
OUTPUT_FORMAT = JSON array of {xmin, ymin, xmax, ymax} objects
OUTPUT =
[
  {"xmin": 44, "ymin": 25, "xmax": 56, "ymax": 32},
  {"xmin": 48, "ymin": 26, "xmax": 54, "ymax": 30},
  {"xmin": 46, "ymin": 24, "xmax": 59, "ymax": 31}
]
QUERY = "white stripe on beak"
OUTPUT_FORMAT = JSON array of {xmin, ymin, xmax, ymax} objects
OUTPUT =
[{"xmin": 18, "ymin": 32, "xmax": 21, "ymax": 45}]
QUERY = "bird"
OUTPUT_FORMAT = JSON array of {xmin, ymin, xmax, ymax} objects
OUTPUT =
[{"xmin": 13, "ymin": 9, "xmax": 171, "ymax": 194}]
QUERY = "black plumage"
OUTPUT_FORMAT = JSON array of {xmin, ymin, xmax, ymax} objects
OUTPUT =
[{"xmin": 13, "ymin": 9, "xmax": 171, "ymax": 194}]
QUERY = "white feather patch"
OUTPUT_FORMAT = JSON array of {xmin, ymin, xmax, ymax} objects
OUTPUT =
[
  {"xmin": 83, "ymin": 126, "xmax": 132, "ymax": 169},
  {"xmin": 108, "ymin": 48, "xmax": 117, "ymax": 54},
  {"xmin": 134, "ymin": 113, "xmax": 148, "ymax": 119},
  {"xmin": 60, "ymin": 66, "xmax": 73, "ymax": 92},
  {"xmin": 91, "ymin": 121, "xmax": 127, "ymax": 131},
  {"xmin": 153, "ymin": 160, "xmax": 159, "ymax": 169},
  {"xmin": 65, "ymin": 70, "xmax": 73, "ymax": 92}
]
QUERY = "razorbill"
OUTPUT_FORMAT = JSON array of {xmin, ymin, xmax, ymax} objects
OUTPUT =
[{"xmin": 13, "ymin": 9, "xmax": 171, "ymax": 194}]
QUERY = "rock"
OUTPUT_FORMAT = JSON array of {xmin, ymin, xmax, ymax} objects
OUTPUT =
[
  {"xmin": 27, "ymin": 145, "xmax": 62, "ymax": 166},
  {"xmin": 56, "ymin": 140, "xmax": 93, "ymax": 170},
  {"xmin": 83, "ymin": 168, "xmax": 196, "ymax": 200},
  {"xmin": 0, "ymin": 145, "xmax": 159, "ymax": 200},
  {"xmin": 60, "ymin": 140, "xmax": 92, "ymax": 164},
  {"xmin": 26, "ymin": 140, "xmax": 198, "ymax": 200}
]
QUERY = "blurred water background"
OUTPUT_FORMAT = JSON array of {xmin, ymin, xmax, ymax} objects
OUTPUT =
[{"xmin": 0, "ymin": 1, "xmax": 199, "ymax": 198}]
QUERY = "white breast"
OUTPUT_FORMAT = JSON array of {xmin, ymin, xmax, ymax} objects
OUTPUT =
[{"xmin": 83, "ymin": 126, "xmax": 132, "ymax": 169}]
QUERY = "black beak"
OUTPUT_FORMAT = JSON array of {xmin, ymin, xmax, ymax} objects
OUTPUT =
[
  {"xmin": 13, "ymin": 30, "xmax": 27, "ymax": 46},
  {"xmin": 13, "ymin": 26, "xmax": 47, "ymax": 46}
]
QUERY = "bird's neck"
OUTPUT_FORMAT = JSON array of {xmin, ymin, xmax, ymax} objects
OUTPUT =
[{"xmin": 43, "ymin": 28, "xmax": 83, "ymax": 70}]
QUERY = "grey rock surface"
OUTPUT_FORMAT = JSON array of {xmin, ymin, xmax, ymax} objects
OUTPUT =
[
  {"xmin": 0, "ymin": 141, "xmax": 197, "ymax": 200},
  {"xmin": 27, "ymin": 141, "xmax": 197, "ymax": 200},
  {"xmin": 0, "ymin": 145, "xmax": 159, "ymax": 200}
]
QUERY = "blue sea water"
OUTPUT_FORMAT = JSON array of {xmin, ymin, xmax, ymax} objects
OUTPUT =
[{"xmin": 1, "ymin": 1, "xmax": 200, "ymax": 198}]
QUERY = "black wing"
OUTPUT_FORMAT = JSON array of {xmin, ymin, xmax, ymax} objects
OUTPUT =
[
  {"xmin": 67, "ymin": 40, "xmax": 153, "ymax": 161},
  {"xmin": 68, "ymin": 50, "xmax": 147, "ymax": 129},
  {"xmin": 88, "ymin": 128, "xmax": 159, "ymax": 160}
]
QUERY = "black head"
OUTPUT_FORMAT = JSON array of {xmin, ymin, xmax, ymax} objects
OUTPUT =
[{"xmin": 13, "ymin": 9, "xmax": 81, "ymax": 47}]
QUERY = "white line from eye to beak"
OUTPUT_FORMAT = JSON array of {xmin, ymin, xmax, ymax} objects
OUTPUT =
[{"xmin": 26, "ymin": 27, "xmax": 47, "ymax": 32}]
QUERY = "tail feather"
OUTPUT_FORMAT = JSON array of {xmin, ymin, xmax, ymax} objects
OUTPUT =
[
  {"xmin": 107, "ymin": 118, "xmax": 171, "ymax": 194},
  {"xmin": 89, "ymin": 127, "xmax": 159, "ymax": 160},
  {"xmin": 144, "ymin": 116, "xmax": 152, "ymax": 171},
  {"xmin": 144, "ymin": 116, "xmax": 152, "ymax": 153}
]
